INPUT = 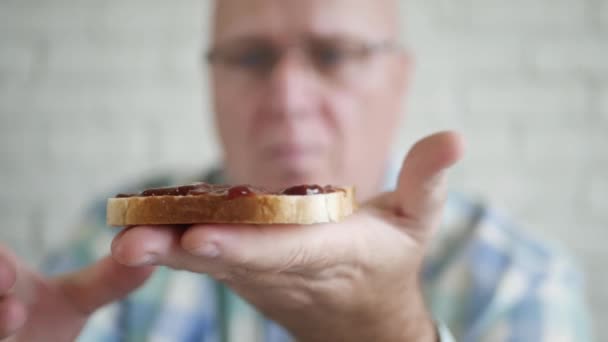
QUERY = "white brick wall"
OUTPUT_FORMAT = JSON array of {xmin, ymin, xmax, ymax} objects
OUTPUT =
[
  {"xmin": 601, "ymin": 86, "xmax": 608, "ymax": 121},
  {"xmin": 1, "ymin": 0, "xmax": 606, "ymax": 338},
  {"xmin": 603, "ymin": 1, "xmax": 608, "ymax": 28}
]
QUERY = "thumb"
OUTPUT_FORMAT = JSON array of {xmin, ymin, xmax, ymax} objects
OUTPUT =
[
  {"xmin": 54, "ymin": 256, "xmax": 155, "ymax": 315},
  {"xmin": 394, "ymin": 131, "xmax": 465, "ymax": 233}
]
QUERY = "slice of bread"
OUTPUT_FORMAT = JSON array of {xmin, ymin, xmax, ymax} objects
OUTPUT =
[{"xmin": 107, "ymin": 186, "xmax": 356, "ymax": 226}]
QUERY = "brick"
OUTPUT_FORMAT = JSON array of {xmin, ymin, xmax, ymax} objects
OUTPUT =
[
  {"xmin": 0, "ymin": 0, "xmax": 199, "ymax": 31},
  {"xmin": 467, "ymin": 0, "xmax": 588, "ymax": 33},
  {"xmin": 404, "ymin": 0, "xmax": 472, "ymax": 33},
  {"xmin": 602, "ymin": 0, "xmax": 608, "ymax": 29},
  {"xmin": 465, "ymin": 79, "xmax": 589, "ymax": 124},
  {"xmin": 47, "ymin": 44, "xmax": 180, "ymax": 76},
  {"xmin": 585, "ymin": 161, "xmax": 608, "ymax": 221},
  {"xmin": 519, "ymin": 126, "xmax": 596, "ymax": 165},
  {"xmin": 600, "ymin": 86, "xmax": 608, "ymax": 122},
  {"xmin": 0, "ymin": 121, "xmax": 52, "ymax": 205},
  {"xmin": 2, "ymin": 80, "xmax": 202, "ymax": 125},
  {"xmin": 406, "ymin": 81, "xmax": 464, "ymax": 125},
  {"xmin": 401, "ymin": 0, "xmax": 435, "ymax": 34},
  {"xmin": 0, "ymin": 44, "xmax": 35, "ymax": 75},
  {"xmin": 0, "ymin": 1, "xmax": 105, "ymax": 36},
  {"xmin": 35, "ymin": 26, "xmax": 203, "ymax": 87},
  {"xmin": 459, "ymin": 126, "xmax": 516, "ymax": 161},
  {"xmin": 0, "ymin": 43, "xmax": 39, "ymax": 88},
  {"xmin": 47, "ymin": 116, "xmax": 150, "ymax": 168},
  {"xmin": 414, "ymin": 35, "xmax": 524, "ymax": 77},
  {"xmin": 587, "ymin": 176, "xmax": 608, "ymax": 221},
  {"xmin": 433, "ymin": 0, "xmax": 473, "ymax": 27},
  {"xmin": 0, "ymin": 207, "xmax": 39, "ymax": 264},
  {"xmin": 588, "ymin": 124, "xmax": 608, "ymax": 163},
  {"xmin": 0, "ymin": 200, "xmax": 55, "ymax": 265},
  {"xmin": 519, "ymin": 166, "xmax": 587, "ymax": 218},
  {"xmin": 151, "ymin": 117, "xmax": 220, "ymax": 168},
  {"xmin": 101, "ymin": 0, "xmax": 202, "ymax": 30},
  {"xmin": 40, "ymin": 197, "xmax": 92, "ymax": 256},
  {"xmin": 533, "ymin": 38, "xmax": 608, "ymax": 76},
  {"xmin": 457, "ymin": 174, "xmax": 532, "ymax": 219},
  {"xmin": 585, "ymin": 257, "xmax": 608, "ymax": 299},
  {"xmin": 0, "ymin": 0, "xmax": 205, "ymax": 47}
]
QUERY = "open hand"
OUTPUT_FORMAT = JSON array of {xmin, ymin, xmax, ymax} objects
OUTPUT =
[{"xmin": 112, "ymin": 131, "xmax": 464, "ymax": 341}]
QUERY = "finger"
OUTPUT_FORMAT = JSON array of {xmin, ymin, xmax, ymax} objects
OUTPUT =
[
  {"xmin": 114, "ymin": 224, "xmax": 317, "ymax": 273},
  {"xmin": 394, "ymin": 131, "xmax": 465, "ymax": 231},
  {"xmin": 111, "ymin": 225, "xmax": 216, "ymax": 274},
  {"xmin": 111, "ymin": 225, "xmax": 184, "ymax": 267},
  {"xmin": 0, "ymin": 249, "xmax": 17, "ymax": 295},
  {"xmin": 114, "ymin": 224, "xmax": 333, "ymax": 278},
  {"xmin": 54, "ymin": 256, "xmax": 155, "ymax": 315},
  {"xmin": 181, "ymin": 222, "xmax": 352, "ymax": 274},
  {"xmin": 0, "ymin": 295, "xmax": 27, "ymax": 338}
]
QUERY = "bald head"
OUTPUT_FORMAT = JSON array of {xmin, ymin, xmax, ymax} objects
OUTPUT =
[{"xmin": 211, "ymin": 0, "xmax": 402, "ymax": 44}]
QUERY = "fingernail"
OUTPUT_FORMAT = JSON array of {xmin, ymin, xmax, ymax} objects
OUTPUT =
[
  {"xmin": 194, "ymin": 243, "xmax": 220, "ymax": 258},
  {"xmin": 136, "ymin": 253, "xmax": 158, "ymax": 266}
]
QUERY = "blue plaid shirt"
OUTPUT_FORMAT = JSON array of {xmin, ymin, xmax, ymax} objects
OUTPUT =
[{"xmin": 45, "ymin": 169, "xmax": 592, "ymax": 341}]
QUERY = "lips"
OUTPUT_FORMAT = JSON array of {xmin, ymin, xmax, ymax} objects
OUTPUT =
[{"xmin": 261, "ymin": 144, "xmax": 323, "ymax": 164}]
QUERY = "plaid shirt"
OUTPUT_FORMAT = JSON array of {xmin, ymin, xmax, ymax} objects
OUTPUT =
[{"xmin": 44, "ymin": 169, "xmax": 592, "ymax": 342}]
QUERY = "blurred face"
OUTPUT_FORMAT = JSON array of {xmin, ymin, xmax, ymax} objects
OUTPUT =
[{"xmin": 210, "ymin": 0, "xmax": 410, "ymax": 200}]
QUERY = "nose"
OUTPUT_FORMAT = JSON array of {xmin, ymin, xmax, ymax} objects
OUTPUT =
[{"xmin": 265, "ymin": 50, "xmax": 317, "ymax": 121}]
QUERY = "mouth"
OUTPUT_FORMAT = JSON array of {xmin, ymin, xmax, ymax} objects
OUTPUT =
[{"xmin": 261, "ymin": 144, "xmax": 323, "ymax": 164}]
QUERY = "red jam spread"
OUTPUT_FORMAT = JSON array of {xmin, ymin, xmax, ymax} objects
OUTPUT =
[
  {"xmin": 116, "ymin": 183, "xmax": 344, "ymax": 199},
  {"xmin": 281, "ymin": 185, "xmax": 343, "ymax": 195},
  {"xmin": 226, "ymin": 185, "xmax": 255, "ymax": 199}
]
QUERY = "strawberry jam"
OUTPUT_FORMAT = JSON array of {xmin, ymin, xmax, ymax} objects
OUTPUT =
[{"xmin": 116, "ymin": 182, "xmax": 343, "ymax": 199}]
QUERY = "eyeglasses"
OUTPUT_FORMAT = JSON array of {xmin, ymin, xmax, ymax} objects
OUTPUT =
[{"xmin": 206, "ymin": 38, "xmax": 400, "ymax": 85}]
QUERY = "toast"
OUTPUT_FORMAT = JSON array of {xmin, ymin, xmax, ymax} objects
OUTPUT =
[{"xmin": 107, "ymin": 183, "xmax": 357, "ymax": 226}]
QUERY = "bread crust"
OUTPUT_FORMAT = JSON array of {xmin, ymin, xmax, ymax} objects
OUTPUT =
[{"xmin": 107, "ymin": 187, "xmax": 356, "ymax": 226}]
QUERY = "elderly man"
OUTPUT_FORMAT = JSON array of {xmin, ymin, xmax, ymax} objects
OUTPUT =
[{"xmin": 0, "ymin": 0, "xmax": 591, "ymax": 341}]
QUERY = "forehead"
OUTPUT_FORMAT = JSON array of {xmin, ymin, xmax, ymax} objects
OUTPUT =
[{"xmin": 213, "ymin": 0, "xmax": 399, "ymax": 43}]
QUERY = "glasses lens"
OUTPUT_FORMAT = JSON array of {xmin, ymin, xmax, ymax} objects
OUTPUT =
[
  {"xmin": 210, "ymin": 43, "xmax": 279, "ymax": 75},
  {"xmin": 208, "ymin": 39, "xmax": 395, "ymax": 84}
]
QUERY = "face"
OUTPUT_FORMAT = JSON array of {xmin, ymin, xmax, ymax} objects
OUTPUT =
[{"xmin": 210, "ymin": 0, "xmax": 410, "ymax": 200}]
